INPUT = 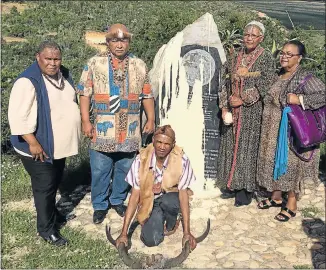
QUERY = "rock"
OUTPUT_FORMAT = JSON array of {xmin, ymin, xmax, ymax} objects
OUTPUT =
[
  {"xmin": 248, "ymin": 208, "xmax": 258, "ymax": 214},
  {"xmin": 315, "ymin": 253, "xmax": 326, "ymax": 261},
  {"xmin": 265, "ymin": 238, "xmax": 278, "ymax": 245},
  {"xmin": 215, "ymin": 251, "xmax": 231, "ymax": 259},
  {"xmin": 234, "ymin": 241, "xmax": 242, "ymax": 248},
  {"xmin": 292, "ymin": 233, "xmax": 305, "ymax": 240},
  {"xmin": 276, "ymin": 246, "xmax": 296, "ymax": 255},
  {"xmin": 262, "ymin": 253, "xmax": 277, "ymax": 260},
  {"xmin": 232, "ymin": 211, "xmax": 252, "ymax": 220},
  {"xmin": 301, "ymin": 194, "xmax": 310, "ymax": 200},
  {"xmin": 222, "ymin": 261, "xmax": 234, "ymax": 268},
  {"xmin": 75, "ymin": 209, "xmax": 86, "ymax": 216},
  {"xmin": 317, "ymin": 184, "xmax": 325, "ymax": 191},
  {"xmin": 315, "ymin": 202, "xmax": 325, "ymax": 208},
  {"xmin": 284, "ymin": 222, "xmax": 297, "ymax": 229},
  {"xmin": 232, "ymin": 221, "xmax": 249, "ymax": 230},
  {"xmin": 311, "ymin": 197, "xmax": 322, "ymax": 203},
  {"xmin": 251, "ymin": 245, "xmax": 268, "ymax": 252},
  {"xmin": 265, "ymin": 262, "xmax": 281, "ymax": 268},
  {"xmin": 233, "ymin": 230, "xmax": 245, "ymax": 236},
  {"xmin": 285, "ymin": 255, "xmax": 300, "ymax": 263},
  {"xmin": 229, "ymin": 252, "xmax": 251, "ymax": 261},
  {"xmin": 206, "ymin": 262, "xmax": 218, "ymax": 268},
  {"xmin": 282, "ymin": 240, "xmax": 300, "ymax": 247},
  {"xmin": 69, "ymin": 220, "xmax": 82, "ymax": 227},
  {"xmin": 310, "ymin": 223, "xmax": 324, "ymax": 229},
  {"xmin": 214, "ymin": 241, "xmax": 224, "ymax": 247},
  {"xmin": 304, "ymin": 189, "xmax": 312, "ymax": 194},
  {"xmin": 149, "ymin": 12, "xmax": 226, "ymax": 193},
  {"xmin": 311, "ymin": 243, "xmax": 324, "ymax": 250},
  {"xmin": 221, "ymin": 225, "xmax": 232, "ymax": 231},
  {"xmin": 317, "ymin": 262, "xmax": 326, "ymax": 269},
  {"xmin": 249, "ymin": 261, "xmax": 260, "ymax": 268},
  {"xmin": 267, "ymin": 222, "xmax": 277, "ymax": 228},
  {"xmin": 83, "ymin": 224, "xmax": 98, "ymax": 232},
  {"xmin": 243, "ymin": 238, "xmax": 252, "ymax": 245},
  {"xmin": 220, "ymin": 205, "xmax": 229, "ymax": 211}
]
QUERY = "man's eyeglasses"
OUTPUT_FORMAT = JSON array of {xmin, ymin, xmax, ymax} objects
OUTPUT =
[
  {"xmin": 279, "ymin": 51, "xmax": 301, "ymax": 58},
  {"xmin": 109, "ymin": 38, "xmax": 129, "ymax": 43},
  {"xmin": 243, "ymin": 34, "xmax": 262, "ymax": 39}
]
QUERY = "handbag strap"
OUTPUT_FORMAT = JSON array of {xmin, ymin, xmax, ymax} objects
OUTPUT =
[
  {"xmin": 295, "ymin": 73, "xmax": 313, "ymax": 92},
  {"xmin": 286, "ymin": 73, "xmax": 316, "ymax": 162},
  {"xmin": 288, "ymin": 133, "xmax": 315, "ymax": 162}
]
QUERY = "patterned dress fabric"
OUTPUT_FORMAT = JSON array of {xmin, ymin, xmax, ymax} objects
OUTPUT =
[
  {"xmin": 257, "ymin": 67, "xmax": 325, "ymax": 194},
  {"xmin": 216, "ymin": 46, "xmax": 277, "ymax": 192},
  {"xmin": 77, "ymin": 53, "xmax": 153, "ymax": 153}
]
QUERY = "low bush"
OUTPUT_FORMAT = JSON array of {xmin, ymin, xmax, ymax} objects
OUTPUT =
[{"xmin": 1, "ymin": 1, "xmax": 324, "ymax": 163}]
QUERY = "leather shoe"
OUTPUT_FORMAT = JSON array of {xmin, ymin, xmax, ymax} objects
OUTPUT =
[
  {"xmin": 93, "ymin": 210, "xmax": 107, "ymax": 224},
  {"xmin": 42, "ymin": 232, "xmax": 68, "ymax": 247},
  {"xmin": 111, "ymin": 204, "xmax": 127, "ymax": 217}
]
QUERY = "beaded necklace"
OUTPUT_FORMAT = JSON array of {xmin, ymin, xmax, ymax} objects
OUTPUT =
[
  {"xmin": 107, "ymin": 51, "xmax": 129, "ymax": 86},
  {"xmin": 241, "ymin": 46, "xmax": 262, "ymax": 68},
  {"xmin": 43, "ymin": 74, "xmax": 65, "ymax": 90}
]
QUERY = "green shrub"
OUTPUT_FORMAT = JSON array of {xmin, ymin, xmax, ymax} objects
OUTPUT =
[{"xmin": 1, "ymin": 1, "xmax": 324, "ymax": 154}]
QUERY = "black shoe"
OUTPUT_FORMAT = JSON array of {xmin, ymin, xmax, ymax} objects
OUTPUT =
[
  {"xmin": 111, "ymin": 204, "xmax": 127, "ymax": 217},
  {"xmin": 42, "ymin": 232, "xmax": 68, "ymax": 247},
  {"xmin": 220, "ymin": 192, "xmax": 236, "ymax": 199},
  {"xmin": 56, "ymin": 213, "xmax": 77, "ymax": 229},
  {"xmin": 93, "ymin": 210, "xmax": 107, "ymax": 224}
]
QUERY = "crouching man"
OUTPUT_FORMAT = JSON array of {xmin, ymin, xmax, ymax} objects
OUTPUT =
[{"xmin": 115, "ymin": 125, "xmax": 197, "ymax": 250}]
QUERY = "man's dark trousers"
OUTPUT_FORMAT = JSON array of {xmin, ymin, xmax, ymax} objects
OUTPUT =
[
  {"xmin": 140, "ymin": 192, "xmax": 180, "ymax": 247},
  {"xmin": 20, "ymin": 155, "xmax": 66, "ymax": 238}
]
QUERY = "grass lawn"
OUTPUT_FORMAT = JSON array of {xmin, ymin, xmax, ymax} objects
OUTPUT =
[
  {"xmin": 1, "ymin": 210, "xmax": 122, "ymax": 269},
  {"xmin": 1, "ymin": 155, "xmax": 121, "ymax": 269}
]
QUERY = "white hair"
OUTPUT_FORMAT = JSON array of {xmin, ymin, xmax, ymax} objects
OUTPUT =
[{"xmin": 245, "ymin": 21, "xmax": 265, "ymax": 35}]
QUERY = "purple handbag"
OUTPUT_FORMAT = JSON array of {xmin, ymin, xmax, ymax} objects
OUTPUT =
[
  {"xmin": 287, "ymin": 74, "xmax": 326, "ymax": 161},
  {"xmin": 288, "ymin": 104, "xmax": 326, "ymax": 148}
]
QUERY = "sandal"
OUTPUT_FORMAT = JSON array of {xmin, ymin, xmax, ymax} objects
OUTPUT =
[
  {"xmin": 274, "ymin": 207, "xmax": 296, "ymax": 222},
  {"xmin": 257, "ymin": 198, "xmax": 282, "ymax": 209}
]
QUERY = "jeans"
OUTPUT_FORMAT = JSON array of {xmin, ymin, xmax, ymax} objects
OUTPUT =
[
  {"xmin": 140, "ymin": 192, "xmax": 180, "ymax": 247},
  {"xmin": 20, "ymin": 155, "xmax": 66, "ymax": 238},
  {"xmin": 89, "ymin": 149, "xmax": 135, "ymax": 210}
]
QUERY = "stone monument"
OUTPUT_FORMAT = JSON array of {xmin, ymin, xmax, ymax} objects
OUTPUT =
[{"xmin": 148, "ymin": 13, "xmax": 226, "ymax": 195}]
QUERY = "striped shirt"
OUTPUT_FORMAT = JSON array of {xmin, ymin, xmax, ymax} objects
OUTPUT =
[{"xmin": 126, "ymin": 151, "xmax": 196, "ymax": 191}]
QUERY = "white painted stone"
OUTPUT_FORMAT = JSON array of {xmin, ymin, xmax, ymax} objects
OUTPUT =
[{"xmin": 148, "ymin": 13, "xmax": 226, "ymax": 195}]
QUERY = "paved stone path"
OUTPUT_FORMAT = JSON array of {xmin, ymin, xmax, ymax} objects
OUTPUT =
[{"xmin": 6, "ymin": 179, "xmax": 325, "ymax": 269}]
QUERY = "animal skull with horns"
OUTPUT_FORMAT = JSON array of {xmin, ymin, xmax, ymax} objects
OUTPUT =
[{"xmin": 106, "ymin": 219, "xmax": 210, "ymax": 269}]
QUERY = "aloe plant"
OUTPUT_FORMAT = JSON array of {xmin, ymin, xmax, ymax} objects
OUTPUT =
[{"xmin": 219, "ymin": 28, "xmax": 243, "ymax": 53}]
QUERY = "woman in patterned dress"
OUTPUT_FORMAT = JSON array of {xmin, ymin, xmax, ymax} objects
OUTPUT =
[
  {"xmin": 216, "ymin": 21, "xmax": 277, "ymax": 206},
  {"xmin": 257, "ymin": 40, "xmax": 325, "ymax": 221}
]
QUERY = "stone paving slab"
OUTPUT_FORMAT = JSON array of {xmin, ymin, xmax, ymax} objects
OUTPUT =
[
  {"xmin": 4, "ymin": 181, "xmax": 325, "ymax": 269},
  {"xmin": 64, "ymin": 181, "xmax": 325, "ymax": 269}
]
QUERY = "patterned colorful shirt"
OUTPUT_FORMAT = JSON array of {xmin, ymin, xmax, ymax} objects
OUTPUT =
[{"xmin": 77, "ymin": 53, "xmax": 153, "ymax": 153}]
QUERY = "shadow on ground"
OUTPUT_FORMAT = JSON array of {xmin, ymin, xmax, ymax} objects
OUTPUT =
[
  {"xmin": 56, "ymin": 158, "xmax": 91, "ymax": 216},
  {"xmin": 302, "ymin": 218, "xmax": 326, "ymax": 269}
]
